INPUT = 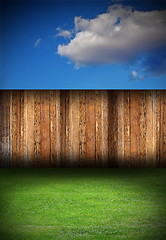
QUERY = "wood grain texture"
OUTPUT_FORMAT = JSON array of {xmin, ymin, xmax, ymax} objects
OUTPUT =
[
  {"xmin": 34, "ymin": 90, "xmax": 41, "ymax": 167},
  {"xmin": 79, "ymin": 90, "xmax": 86, "ymax": 167},
  {"xmin": 108, "ymin": 91, "xmax": 118, "ymax": 167},
  {"xmin": 40, "ymin": 91, "xmax": 50, "ymax": 167},
  {"xmin": 95, "ymin": 90, "xmax": 102, "ymax": 167},
  {"xmin": 139, "ymin": 90, "xmax": 146, "ymax": 167},
  {"xmin": 123, "ymin": 91, "xmax": 131, "ymax": 167},
  {"xmin": 0, "ymin": 91, "xmax": 10, "ymax": 167},
  {"xmin": 117, "ymin": 90, "xmax": 124, "ymax": 167},
  {"xmin": 145, "ymin": 90, "xmax": 153, "ymax": 167},
  {"xmin": 27, "ymin": 91, "xmax": 35, "ymax": 167},
  {"xmin": 86, "ymin": 91, "xmax": 96, "ymax": 167},
  {"xmin": 101, "ymin": 90, "xmax": 108, "ymax": 167},
  {"xmin": 130, "ymin": 91, "xmax": 140, "ymax": 167},
  {"xmin": 0, "ymin": 90, "xmax": 165, "ymax": 168}
]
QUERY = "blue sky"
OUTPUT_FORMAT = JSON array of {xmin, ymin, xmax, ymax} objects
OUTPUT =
[{"xmin": 1, "ymin": 0, "xmax": 166, "ymax": 89}]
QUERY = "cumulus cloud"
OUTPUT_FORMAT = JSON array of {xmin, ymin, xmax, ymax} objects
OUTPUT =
[
  {"xmin": 34, "ymin": 38, "xmax": 42, "ymax": 48},
  {"xmin": 56, "ymin": 27, "xmax": 72, "ymax": 38},
  {"xmin": 57, "ymin": 4, "xmax": 166, "ymax": 75}
]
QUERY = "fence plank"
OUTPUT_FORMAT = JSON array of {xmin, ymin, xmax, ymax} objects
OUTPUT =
[
  {"xmin": 86, "ymin": 91, "xmax": 96, "ymax": 167},
  {"xmin": 20, "ymin": 91, "xmax": 25, "ymax": 167},
  {"xmin": 108, "ymin": 91, "xmax": 118, "ymax": 167},
  {"xmin": 117, "ymin": 90, "xmax": 124, "ymax": 167},
  {"xmin": 40, "ymin": 91, "xmax": 50, "ymax": 167},
  {"xmin": 9, "ymin": 90, "xmax": 13, "ymax": 164},
  {"xmin": 79, "ymin": 90, "xmax": 86, "ymax": 167},
  {"xmin": 123, "ymin": 91, "xmax": 131, "ymax": 167},
  {"xmin": 146, "ymin": 91, "xmax": 153, "ymax": 167},
  {"xmin": 11, "ymin": 91, "xmax": 20, "ymax": 167},
  {"xmin": 0, "ymin": 91, "xmax": 10, "ymax": 167},
  {"xmin": 160, "ymin": 91, "xmax": 166, "ymax": 166},
  {"xmin": 60, "ymin": 91, "xmax": 66, "ymax": 167},
  {"xmin": 101, "ymin": 90, "xmax": 109, "ymax": 167},
  {"xmin": 50, "ymin": 90, "xmax": 57, "ymax": 167},
  {"xmin": 69, "ymin": 91, "xmax": 80, "ymax": 167},
  {"xmin": 27, "ymin": 91, "xmax": 35, "ymax": 167},
  {"xmin": 130, "ymin": 91, "xmax": 140, "ymax": 167},
  {"xmin": 139, "ymin": 90, "xmax": 146, "ymax": 167},
  {"xmin": 55, "ymin": 90, "xmax": 61, "ymax": 167},
  {"xmin": 34, "ymin": 90, "xmax": 41, "ymax": 167},
  {"xmin": 95, "ymin": 90, "xmax": 102, "ymax": 167}
]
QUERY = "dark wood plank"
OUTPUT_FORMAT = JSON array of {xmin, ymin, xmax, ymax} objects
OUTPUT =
[
  {"xmin": 117, "ymin": 90, "xmax": 124, "ymax": 167},
  {"xmin": 123, "ymin": 91, "xmax": 131, "ymax": 167},
  {"xmin": 0, "ymin": 91, "xmax": 10, "ymax": 167},
  {"xmin": 108, "ymin": 91, "xmax": 118, "ymax": 167}
]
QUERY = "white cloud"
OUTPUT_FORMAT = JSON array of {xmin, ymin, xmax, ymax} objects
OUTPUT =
[
  {"xmin": 131, "ymin": 70, "xmax": 138, "ymax": 78},
  {"xmin": 57, "ymin": 4, "xmax": 166, "ymax": 69},
  {"xmin": 130, "ymin": 69, "xmax": 144, "ymax": 81},
  {"xmin": 56, "ymin": 27, "xmax": 72, "ymax": 38},
  {"xmin": 34, "ymin": 38, "xmax": 42, "ymax": 48}
]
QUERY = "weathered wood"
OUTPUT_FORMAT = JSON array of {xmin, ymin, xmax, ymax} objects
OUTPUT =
[
  {"xmin": 117, "ymin": 90, "xmax": 124, "ymax": 167},
  {"xmin": 160, "ymin": 91, "xmax": 166, "ymax": 167},
  {"xmin": 86, "ymin": 91, "xmax": 96, "ymax": 167},
  {"xmin": 20, "ymin": 91, "xmax": 25, "ymax": 167},
  {"xmin": 69, "ymin": 91, "xmax": 80, "ymax": 167},
  {"xmin": 146, "ymin": 91, "xmax": 154, "ymax": 167},
  {"xmin": 23, "ymin": 90, "xmax": 28, "ymax": 167},
  {"xmin": 34, "ymin": 90, "xmax": 41, "ymax": 167},
  {"xmin": 139, "ymin": 90, "xmax": 146, "ymax": 167},
  {"xmin": 101, "ymin": 90, "xmax": 108, "ymax": 167},
  {"xmin": 79, "ymin": 90, "xmax": 86, "ymax": 167},
  {"xmin": 0, "ymin": 90, "xmax": 165, "ymax": 168},
  {"xmin": 130, "ymin": 91, "xmax": 140, "ymax": 167},
  {"xmin": 0, "ymin": 91, "xmax": 10, "ymax": 167},
  {"xmin": 95, "ymin": 90, "xmax": 102, "ymax": 167},
  {"xmin": 27, "ymin": 91, "xmax": 35, "ymax": 167},
  {"xmin": 155, "ymin": 90, "xmax": 161, "ymax": 167},
  {"xmin": 11, "ymin": 91, "xmax": 21, "ymax": 167},
  {"xmin": 60, "ymin": 91, "xmax": 66, "ymax": 167},
  {"xmin": 9, "ymin": 90, "xmax": 13, "ymax": 164},
  {"xmin": 108, "ymin": 91, "xmax": 118, "ymax": 167},
  {"xmin": 50, "ymin": 90, "xmax": 57, "ymax": 167},
  {"xmin": 55, "ymin": 90, "xmax": 61, "ymax": 167},
  {"xmin": 123, "ymin": 91, "xmax": 131, "ymax": 167},
  {"xmin": 40, "ymin": 91, "xmax": 50, "ymax": 167}
]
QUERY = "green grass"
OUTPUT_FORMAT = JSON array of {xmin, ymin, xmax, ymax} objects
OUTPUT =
[{"xmin": 0, "ymin": 169, "xmax": 166, "ymax": 240}]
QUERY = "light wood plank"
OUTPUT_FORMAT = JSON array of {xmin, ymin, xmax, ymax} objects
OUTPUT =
[
  {"xmin": 27, "ymin": 91, "xmax": 35, "ymax": 167},
  {"xmin": 86, "ymin": 91, "xmax": 96, "ymax": 167},
  {"xmin": 79, "ymin": 90, "xmax": 86, "ymax": 167}
]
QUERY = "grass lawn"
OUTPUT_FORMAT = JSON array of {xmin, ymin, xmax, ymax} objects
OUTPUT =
[{"xmin": 0, "ymin": 169, "xmax": 166, "ymax": 240}]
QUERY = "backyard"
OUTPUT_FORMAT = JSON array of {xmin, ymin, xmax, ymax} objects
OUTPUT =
[{"xmin": 0, "ymin": 169, "xmax": 166, "ymax": 240}]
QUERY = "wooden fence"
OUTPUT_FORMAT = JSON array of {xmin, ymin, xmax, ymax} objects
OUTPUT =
[{"xmin": 0, "ymin": 90, "xmax": 165, "ymax": 167}]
